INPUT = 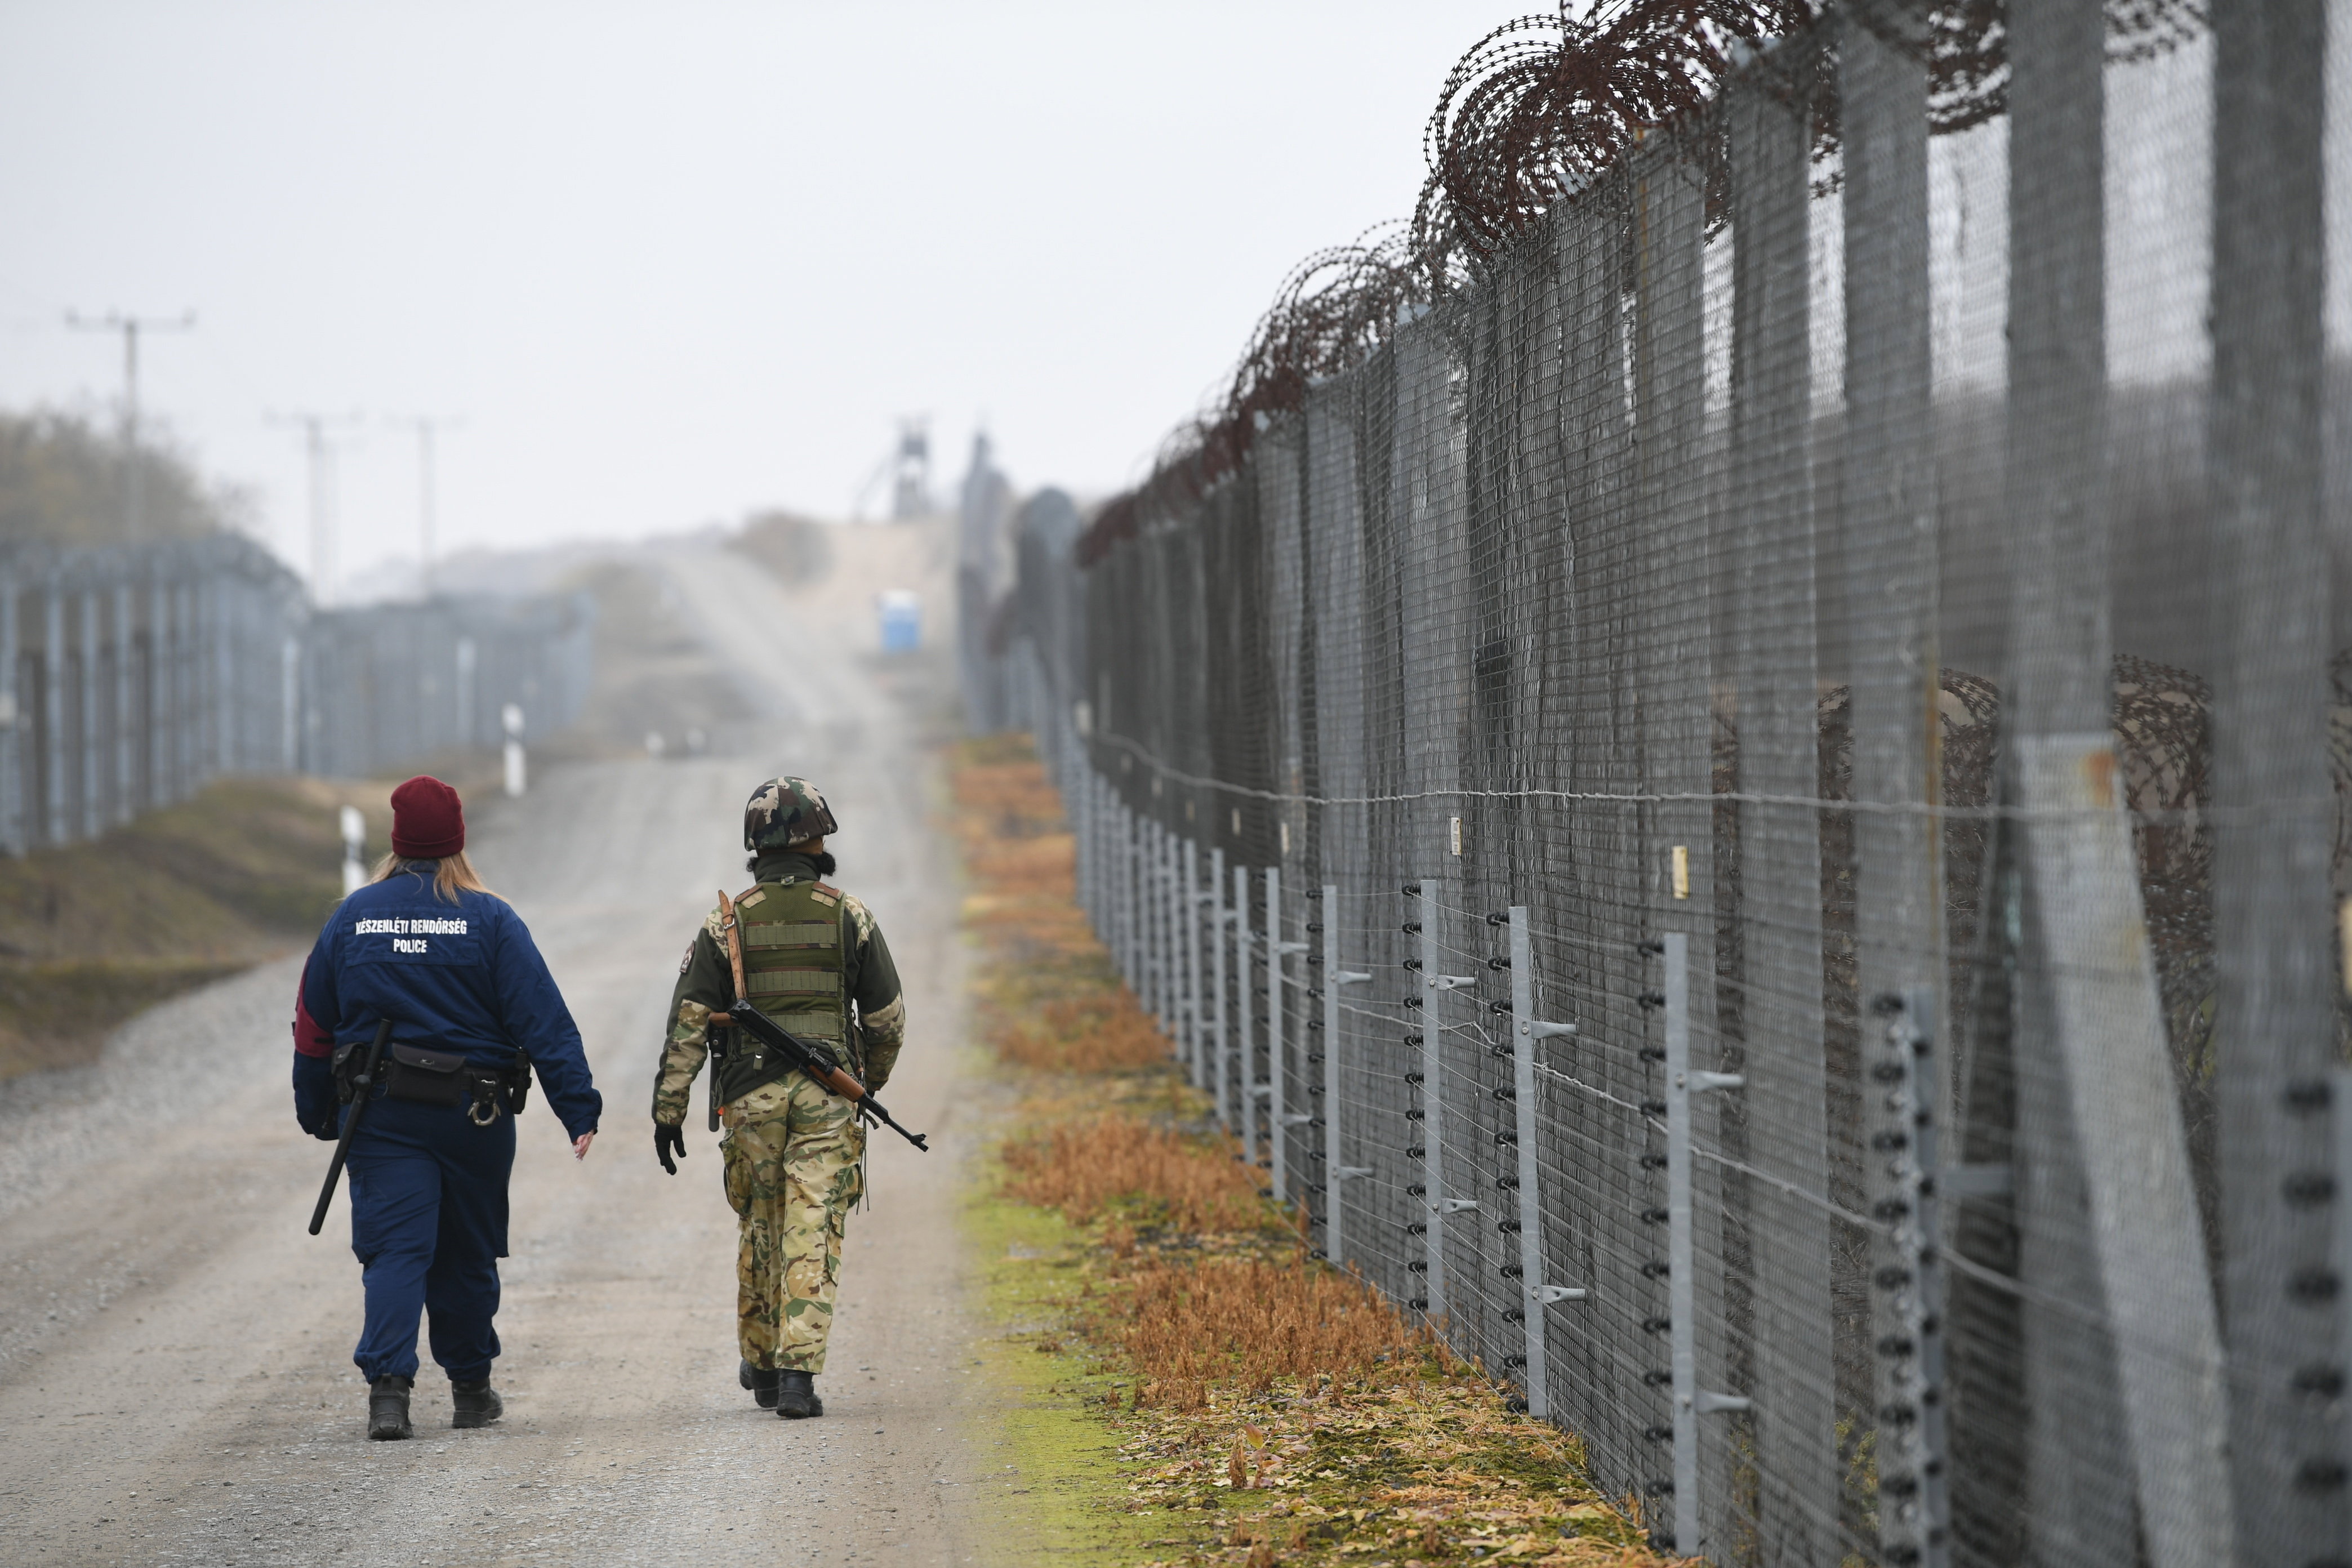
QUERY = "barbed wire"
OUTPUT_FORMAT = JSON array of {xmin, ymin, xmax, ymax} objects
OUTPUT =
[{"xmin": 1077, "ymin": 0, "xmax": 2204, "ymax": 565}]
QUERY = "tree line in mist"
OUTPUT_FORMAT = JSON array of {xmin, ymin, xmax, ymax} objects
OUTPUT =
[{"xmin": 0, "ymin": 412, "xmax": 243, "ymax": 548}]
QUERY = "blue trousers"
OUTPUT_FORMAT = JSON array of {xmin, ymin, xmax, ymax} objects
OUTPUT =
[{"xmin": 345, "ymin": 1095, "xmax": 515, "ymax": 1383}]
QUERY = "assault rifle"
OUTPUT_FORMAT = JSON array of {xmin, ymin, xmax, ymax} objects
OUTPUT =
[
  {"xmin": 709, "ymin": 886, "xmax": 929, "ymax": 1151},
  {"xmin": 706, "ymin": 1002, "xmax": 929, "ymax": 1151},
  {"xmin": 309, "ymin": 1018, "xmax": 395, "ymax": 1235}
]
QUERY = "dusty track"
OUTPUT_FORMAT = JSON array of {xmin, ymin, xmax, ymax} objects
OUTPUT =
[{"xmin": 0, "ymin": 524, "xmax": 992, "ymax": 1566}]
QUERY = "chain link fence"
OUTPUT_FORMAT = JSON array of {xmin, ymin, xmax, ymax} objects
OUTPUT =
[
  {"xmin": 983, "ymin": 4, "xmax": 2347, "ymax": 1563},
  {"xmin": 0, "ymin": 534, "xmax": 593, "ymax": 854}
]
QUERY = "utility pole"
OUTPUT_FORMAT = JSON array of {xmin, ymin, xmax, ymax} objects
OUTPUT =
[
  {"xmin": 66, "ymin": 310, "xmax": 194, "ymax": 539},
  {"xmin": 386, "ymin": 416, "xmax": 463, "ymax": 596},
  {"xmin": 267, "ymin": 412, "xmax": 363, "ymax": 606}
]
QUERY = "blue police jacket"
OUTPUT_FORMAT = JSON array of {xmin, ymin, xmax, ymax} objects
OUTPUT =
[{"xmin": 300, "ymin": 863, "xmax": 602, "ymax": 1140}]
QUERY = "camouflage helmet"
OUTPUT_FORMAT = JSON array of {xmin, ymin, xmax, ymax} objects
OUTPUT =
[{"xmin": 743, "ymin": 776, "xmax": 838, "ymax": 852}]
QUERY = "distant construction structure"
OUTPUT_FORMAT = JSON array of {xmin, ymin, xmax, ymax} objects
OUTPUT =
[
  {"xmin": 955, "ymin": 431, "xmax": 1014, "ymax": 728},
  {"xmin": 890, "ymin": 417, "xmax": 931, "ymax": 521}
]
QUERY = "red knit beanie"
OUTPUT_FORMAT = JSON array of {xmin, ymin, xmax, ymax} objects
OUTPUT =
[{"xmin": 389, "ymin": 776, "xmax": 466, "ymax": 859}]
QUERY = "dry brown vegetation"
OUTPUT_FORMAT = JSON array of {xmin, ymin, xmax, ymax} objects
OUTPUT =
[
  {"xmin": 1115, "ymin": 1255, "xmax": 1425, "ymax": 1410},
  {"xmin": 953, "ymin": 735, "xmax": 1685, "ymax": 1567},
  {"xmin": 994, "ymin": 992, "xmax": 1169, "ymax": 1072},
  {"xmin": 1001, "ymin": 1116, "xmax": 1268, "ymax": 1233}
]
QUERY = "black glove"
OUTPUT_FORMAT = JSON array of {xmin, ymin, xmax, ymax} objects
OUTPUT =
[
  {"xmin": 293, "ymin": 1052, "xmax": 341, "ymax": 1141},
  {"xmin": 655, "ymin": 1122, "xmax": 687, "ymax": 1175}
]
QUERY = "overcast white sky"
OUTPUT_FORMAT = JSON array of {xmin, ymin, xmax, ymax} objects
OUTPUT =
[{"xmin": 0, "ymin": 1, "xmax": 1504, "ymax": 592}]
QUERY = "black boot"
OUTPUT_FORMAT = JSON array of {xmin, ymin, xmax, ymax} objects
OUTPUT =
[
  {"xmin": 740, "ymin": 1359, "xmax": 781, "ymax": 1410},
  {"xmin": 368, "ymin": 1375, "xmax": 413, "ymax": 1441},
  {"xmin": 452, "ymin": 1380, "xmax": 503, "ymax": 1429},
  {"xmin": 774, "ymin": 1370, "xmax": 822, "ymax": 1419}
]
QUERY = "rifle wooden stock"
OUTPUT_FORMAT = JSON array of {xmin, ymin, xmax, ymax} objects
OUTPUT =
[{"xmin": 723, "ymin": 999, "xmax": 929, "ymax": 1151}]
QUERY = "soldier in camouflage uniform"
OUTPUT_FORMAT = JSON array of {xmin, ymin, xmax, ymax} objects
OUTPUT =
[{"xmin": 651, "ymin": 777, "xmax": 907, "ymax": 1419}]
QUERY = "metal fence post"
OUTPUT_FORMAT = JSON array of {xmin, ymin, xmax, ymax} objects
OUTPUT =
[
  {"xmin": 212, "ymin": 571, "xmax": 233, "ymax": 773},
  {"xmin": 78, "ymin": 585, "xmax": 101, "ymax": 839},
  {"xmin": 1209, "ymin": 846, "xmax": 1230, "ymax": 1130},
  {"xmin": 1156, "ymin": 822, "xmax": 1175, "ymax": 1038},
  {"xmin": 1131, "ymin": 807, "xmax": 1146, "ymax": 1001},
  {"xmin": 1129, "ymin": 808, "xmax": 1147, "ymax": 992},
  {"xmin": 1235, "ymin": 860, "xmax": 1257, "ymax": 1166},
  {"xmin": 1409, "ymin": 881, "xmax": 1445, "ymax": 1319},
  {"xmin": 1662, "ymin": 930, "xmax": 1747, "ymax": 1556},
  {"xmin": 158, "ymin": 574, "xmax": 173, "ymax": 804},
  {"xmin": 1173, "ymin": 833, "xmax": 1192, "ymax": 1072},
  {"xmin": 1130, "ymin": 805, "xmax": 1145, "ymax": 1000},
  {"xmin": 1266, "ymin": 867, "xmax": 1308, "ymax": 1201},
  {"xmin": 0, "ymin": 572, "xmax": 17, "ymax": 855},
  {"xmin": 1070, "ymin": 761, "xmax": 1088, "ymax": 924},
  {"xmin": 1163, "ymin": 823, "xmax": 1181, "ymax": 1044},
  {"xmin": 1266, "ymin": 866, "xmax": 1285, "ymax": 1195},
  {"xmin": 179, "ymin": 581, "xmax": 201, "ymax": 791},
  {"xmin": 1090, "ymin": 770, "xmax": 1107, "ymax": 937},
  {"xmin": 1873, "ymin": 985, "xmax": 1950, "ymax": 1568},
  {"xmin": 1093, "ymin": 783, "xmax": 1108, "ymax": 955},
  {"xmin": 1068, "ymin": 762, "xmax": 1087, "ymax": 922},
  {"xmin": 279, "ymin": 631, "xmax": 299, "ymax": 774},
  {"xmin": 1142, "ymin": 818, "xmax": 1161, "ymax": 1025},
  {"xmin": 1112, "ymin": 801, "xmax": 1130, "ymax": 986},
  {"xmin": 1181, "ymin": 832, "xmax": 1200, "ymax": 1067},
  {"xmin": 1165, "ymin": 826, "xmax": 1182, "ymax": 1048},
  {"xmin": 1088, "ymin": 772, "xmax": 1106, "ymax": 941},
  {"xmin": 112, "ymin": 581, "xmax": 134, "ymax": 821},
  {"xmin": 1504, "ymin": 907, "xmax": 1582, "ymax": 1419},
  {"xmin": 1183, "ymin": 837, "xmax": 1204, "ymax": 1087},
  {"xmin": 43, "ymin": 580, "xmax": 66, "ymax": 845},
  {"xmin": 1273, "ymin": 870, "xmax": 1314, "ymax": 1204},
  {"xmin": 1144, "ymin": 817, "xmax": 1162, "ymax": 1024},
  {"xmin": 1326, "ymin": 883, "xmax": 1372, "ymax": 1269}
]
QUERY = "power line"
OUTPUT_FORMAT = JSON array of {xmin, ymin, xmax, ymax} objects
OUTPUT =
[
  {"xmin": 65, "ymin": 309, "xmax": 195, "ymax": 539},
  {"xmin": 385, "ymin": 415, "xmax": 465, "ymax": 596},
  {"xmin": 265, "ymin": 411, "xmax": 364, "ymax": 605}
]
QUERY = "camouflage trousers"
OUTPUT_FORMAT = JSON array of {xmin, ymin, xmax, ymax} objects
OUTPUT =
[{"xmin": 721, "ymin": 1073, "xmax": 865, "ymax": 1374}]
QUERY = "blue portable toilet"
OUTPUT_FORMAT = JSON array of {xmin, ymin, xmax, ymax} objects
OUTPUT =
[{"xmin": 877, "ymin": 590, "xmax": 920, "ymax": 652}]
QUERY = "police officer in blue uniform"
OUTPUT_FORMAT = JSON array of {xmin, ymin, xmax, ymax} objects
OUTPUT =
[{"xmin": 291, "ymin": 775, "xmax": 602, "ymax": 1440}]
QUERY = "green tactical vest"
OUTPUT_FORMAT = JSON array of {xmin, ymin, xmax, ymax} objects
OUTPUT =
[{"xmin": 716, "ymin": 876, "xmax": 850, "ymax": 1104}]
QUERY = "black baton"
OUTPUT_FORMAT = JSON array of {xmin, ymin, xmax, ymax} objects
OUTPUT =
[{"xmin": 309, "ymin": 1018, "xmax": 394, "ymax": 1236}]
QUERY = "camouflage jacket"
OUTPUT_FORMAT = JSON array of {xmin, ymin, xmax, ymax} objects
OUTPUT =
[{"xmin": 651, "ymin": 850, "xmax": 906, "ymax": 1127}]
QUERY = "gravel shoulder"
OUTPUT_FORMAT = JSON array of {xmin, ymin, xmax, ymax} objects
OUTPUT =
[{"xmin": 0, "ymin": 524, "xmax": 994, "ymax": 1566}]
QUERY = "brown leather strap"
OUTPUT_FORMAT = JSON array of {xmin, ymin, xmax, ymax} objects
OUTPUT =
[{"xmin": 716, "ymin": 888, "xmax": 749, "ymax": 1003}]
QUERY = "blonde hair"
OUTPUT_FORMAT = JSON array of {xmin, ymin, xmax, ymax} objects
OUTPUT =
[{"xmin": 370, "ymin": 849, "xmax": 501, "ymax": 904}]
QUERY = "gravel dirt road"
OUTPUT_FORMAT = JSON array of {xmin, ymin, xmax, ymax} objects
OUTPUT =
[{"xmin": 0, "ymin": 524, "xmax": 1001, "ymax": 1566}]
